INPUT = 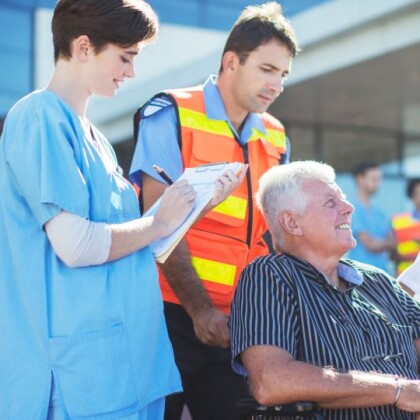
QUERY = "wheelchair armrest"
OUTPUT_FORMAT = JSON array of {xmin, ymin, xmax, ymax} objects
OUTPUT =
[{"xmin": 237, "ymin": 396, "xmax": 324, "ymax": 419}]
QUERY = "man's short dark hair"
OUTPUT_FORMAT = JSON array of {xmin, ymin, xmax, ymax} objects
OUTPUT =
[
  {"xmin": 219, "ymin": 2, "xmax": 299, "ymax": 72},
  {"xmin": 351, "ymin": 162, "xmax": 379, "ymax": 177},
  {"xmin": 52, "ymin": 0, "xmax": 158, "ymax": 63},
  {"xmin": 407, "ymin": 178, "xmax": 420, "ymax": 198}
]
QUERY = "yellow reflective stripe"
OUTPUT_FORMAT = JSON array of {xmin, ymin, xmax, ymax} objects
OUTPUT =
[
  {"xmin": 191, "ymin": 256, "xmax": 237, "ymax": 286},
  {"xmin": 398, "ymin": 261, "xmax": 413, "ymax": 273},
  {"xmin": 212, "ymin": 195, "xmax": 247, "ymax": 219},
  {"xmin": 393, "ymin": 215, "xmax": 416, "ymax": 229},
  {"xmin": 397, "ymin": 240, "xmax": 420, "ymax": 255},
  {"xmin": 179, "ymin": 107, "xmax": 231, "ymax": 137},
  {"xmin": 178, "ymin": 107, "xmax": 285, "ymax": 149},
  {"xmin": 249, "ymin": 128, "xmax": 286, "ymax": 149}
]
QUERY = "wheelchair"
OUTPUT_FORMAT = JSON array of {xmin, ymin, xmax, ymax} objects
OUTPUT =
[{"xmin": 237, "ymin": 396, "xmax": 325, "ymax": 420}]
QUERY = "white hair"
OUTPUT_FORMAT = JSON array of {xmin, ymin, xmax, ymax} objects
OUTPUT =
[{"xmin": 256, "ymin": 161, "xmax": 336, "ymax": 251}]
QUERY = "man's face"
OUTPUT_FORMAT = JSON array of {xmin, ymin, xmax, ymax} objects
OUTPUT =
[
  {"xmin": 357, "ymin": 167, "xmax": 382, "ymax": 196},
  {"xmin": 411, "ymin": 183, "xmax": 420, "ymax": 211},
  {"xmin": 230, "ymin": 40, "xmax": 292, "ymax": 115},
  {"xmin": 296, "ymin": 179, "xmax": 356, "ymax": 257}
]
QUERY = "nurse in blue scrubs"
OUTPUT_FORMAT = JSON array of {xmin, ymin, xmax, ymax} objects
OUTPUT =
[{"xmin": 0, "ymin": 1, "xmax": 243, "ymax": 419}]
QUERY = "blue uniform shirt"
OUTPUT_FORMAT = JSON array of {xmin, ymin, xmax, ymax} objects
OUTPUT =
[
  {"xmin": 0, "ymin": 90, "xmax": 181, "ymax": 419},
  {"xmin": 129, "ymin": 75, "xmax": 290, "ymax": 187}
]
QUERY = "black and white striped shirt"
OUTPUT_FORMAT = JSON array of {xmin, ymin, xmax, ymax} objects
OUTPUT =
[{"xmin": 230, "ymin": 253, "xmax": 420, "ymax": 420}]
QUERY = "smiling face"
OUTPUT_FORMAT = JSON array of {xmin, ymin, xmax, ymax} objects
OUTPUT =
[
  {"xmin": 85, "ymin": 42, "xmax": 140, "ymax": 97},
  {"xmin": 296, "ymin": 178, "xmax": 356, "ymax": 258},
  {"xmin": 227, "ymin": 40, "xmax": 292, "ymax": 116}
]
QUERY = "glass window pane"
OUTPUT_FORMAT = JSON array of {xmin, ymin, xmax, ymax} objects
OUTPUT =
[
  {"xmin": 322, "ymin": 128, "xmax": 398, "ymax": 174},
  {"xmin": 287, "ymin": 126, "xmax": 316, "ymax": 161},
  {"xmin": 0, "ymin": 49, "xmax": 31, "ymax": 93},
  {"xmin": 403, "ymin": 138, "xmax": 420, "ymax": 177},
  {"xmin": 0, "ymin": 92, "xmax": 21, "ymax": 116},
  {"xmin": 0, "ymin": 6, "xmax": 31, "ymax": 50}
]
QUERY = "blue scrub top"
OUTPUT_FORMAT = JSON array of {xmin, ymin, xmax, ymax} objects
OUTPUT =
[
  {"xmin": 0, "ymin": 90, "xmax": 181, "ymax": 419},
  {"xmin": 129, "ymin": 75, "xmax": 290, "ymax": 187},
  {"xmin": 348, "ymin": 199, "xmax": 392, "ymax": 273}
]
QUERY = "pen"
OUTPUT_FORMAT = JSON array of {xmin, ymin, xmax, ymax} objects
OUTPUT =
[{"xmin": 153, "ymin": 164, "xmax": 174, "ymax": 185}]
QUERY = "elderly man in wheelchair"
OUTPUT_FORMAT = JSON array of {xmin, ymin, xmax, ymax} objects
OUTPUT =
[{"xmin": 230, "ymin": 161, "xmax": 420, "ymax": 420}]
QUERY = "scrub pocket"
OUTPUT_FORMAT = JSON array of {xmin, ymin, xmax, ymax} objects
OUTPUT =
[{"xmin": 50, "ymin": 323, "xmax": 138, "ymax": 419}]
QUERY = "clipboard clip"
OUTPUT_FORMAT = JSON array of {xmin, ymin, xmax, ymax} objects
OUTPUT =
[{"xmin": 196, "ymin": 162, "xmax": 228, "ymax": 172}]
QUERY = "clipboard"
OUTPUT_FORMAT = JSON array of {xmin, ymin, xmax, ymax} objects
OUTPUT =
[{"xmin": 144, "ymin": 161, "xmax": 245, "ymax": 263}]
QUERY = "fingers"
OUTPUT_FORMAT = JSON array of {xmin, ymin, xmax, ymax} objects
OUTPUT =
[
  {"xmin": 168, "ymin": 180, "xmax": 196, "ymax": 202},
  {"xmin": 154, "ymin": 180, "xmax": 197, "ymax": 236},
  {"xmin": 217, "ymin": 170, "xmax": 238, "ymax": 189},
  {"xmin": 209, "ymin": 166, "xmax": 247, "ymax": 208},
  {"xmin": 217, "ymin": 322, "xmax": 231, "ymax": 347},
  {"xmin": 193, "ymin": 308, "xmax": 231, "ymax": 347},
  {"xmin": 237, "ymin": 164, "xmax": 249, "ymax": 182},
  {"xmin": 216, "ymin": 165, "xmax": 248, "ymax": 190}
]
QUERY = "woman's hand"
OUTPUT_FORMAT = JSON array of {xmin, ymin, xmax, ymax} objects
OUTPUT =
[
  {"xmin": 153, "ymin": 180, "xmax": 196, "ymax": 237},
  {"xmin": 209, "ymin": 164, "xmax": 248, "ymax": 208}
]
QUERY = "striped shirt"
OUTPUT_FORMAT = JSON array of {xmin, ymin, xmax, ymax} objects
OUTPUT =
[{"xmin": 230, "ymin": 253, "xmax": 420, "ymax": 420}]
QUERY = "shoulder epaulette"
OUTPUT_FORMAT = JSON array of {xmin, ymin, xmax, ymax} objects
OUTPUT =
[{"xmin": 141, "ymin": 95, "xmax": 173, "ymax": 118}]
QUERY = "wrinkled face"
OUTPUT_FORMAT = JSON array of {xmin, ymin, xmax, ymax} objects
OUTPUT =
[
  {"xmin": 230, "ymin": 40, "xmax": 292, "ymax": 115},
  {"xmin": 357, "ymin": 167, "xmax": 382, "ymax": 196},
  {"xmin": 296, "ymin": 179, "xmax": 356, "ymax": 257},
  {"xmin": 85, "ymin": 43, "xmax": 140, "ymax": 97}
]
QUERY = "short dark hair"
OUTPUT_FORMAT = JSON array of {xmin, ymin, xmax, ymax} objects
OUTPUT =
[
  {"xmin": 351, "ymin": 162, "xmax": 379, "ymax": 177},
  {"xmin": 407, "ymin": 178, "xmax": 420, "ymax": 198},
  {"xmin": 219, "ymin": 2, "xmax": 299, "ymax": 72},
  {"xmin": 52, "ymin": 0, "xmax": 158, "ymax": 63}
]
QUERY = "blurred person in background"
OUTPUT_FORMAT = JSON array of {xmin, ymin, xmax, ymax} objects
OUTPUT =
[
  {"xmin": 393, "ymin": 178, "xmax": 420, "ymax": 277},
  {"xmin": 348, "ymin": 162, "xmax": 397, "ymax": 274}
]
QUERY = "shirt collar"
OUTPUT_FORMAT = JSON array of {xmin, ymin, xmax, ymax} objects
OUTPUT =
[
  {"xmin": 285, "ymin": 254, "xmax": 364, "ymax": 290},
  {"xmin": 202, "ymin": 75, "xmax": 268, "ymax": 139},
  {"xmin": 338, "ymin": 261, "xmax": 364, "ymax": 286}
]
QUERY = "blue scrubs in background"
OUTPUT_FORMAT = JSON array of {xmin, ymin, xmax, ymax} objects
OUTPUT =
[{"xmin": 349, "ymin": 198, "xmax": 393, "ymax": 273}]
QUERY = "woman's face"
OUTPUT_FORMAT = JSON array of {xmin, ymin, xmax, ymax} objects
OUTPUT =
[{"xmin": 86, "ymin": 42, "xmax": 140, "ymax": 97}]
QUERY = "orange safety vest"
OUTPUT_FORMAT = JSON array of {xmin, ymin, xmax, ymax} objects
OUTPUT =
[
  {"xmin": 137, "ymin": 86, "xmax": 287, "ymax": 313},
  {"xmin": 392, "ymin": 212, "xmax": 420, "ymax": 275}
]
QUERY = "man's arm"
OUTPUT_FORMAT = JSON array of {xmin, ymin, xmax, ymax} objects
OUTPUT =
[
  {"xmin": 142, "ymin": 173, "xmax": 230, "ymax": 347},
  {"xmin": 241, "ymin": 345, "xmax": 420, "ymax": 412},
  {"xmin": 357, "ymin": 230, "xmax": 396, "ymax": 254}
]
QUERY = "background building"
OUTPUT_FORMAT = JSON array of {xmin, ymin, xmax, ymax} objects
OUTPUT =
[{"xmin": 2, "ymin": 0, "xmax": 420, "ymax": 216}]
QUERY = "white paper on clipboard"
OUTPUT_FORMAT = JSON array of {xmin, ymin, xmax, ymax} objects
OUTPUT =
[{"xmin": 144, "ymin": 161, "xmax": 244, "ymax": 263}]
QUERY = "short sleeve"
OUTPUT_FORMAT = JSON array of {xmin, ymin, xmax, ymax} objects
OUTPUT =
[
  {"xmin": 4, "ymin": 96, "xmax": 89, "ymax": 226},
  {"xmin": 280, "ymin": 136, "xmax": 291, "ymax": 164},
  {"xmin": 230, "ymin": 258, "xmax": 300, "ymax": 375},
  {"xmin": 129, "ymin": 105, "xmax": 183, "ymax": 187}
]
